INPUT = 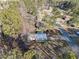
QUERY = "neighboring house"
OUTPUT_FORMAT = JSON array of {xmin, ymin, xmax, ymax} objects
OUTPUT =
[
  {"xmin": 55, "ymin": 15, "xmax": 72, "ymax": 27},
  {"xmin": 57, "ymin": 1, "xmax": 73, "ymax": 10},
  {"xmin": 56, "ymin": 18, "xmax": 65, "ymax": 27}
]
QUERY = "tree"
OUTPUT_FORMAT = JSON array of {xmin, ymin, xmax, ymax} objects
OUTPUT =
[{"xmin": 0, "ymin": 2, "xmax": 21, "ymax": 37}]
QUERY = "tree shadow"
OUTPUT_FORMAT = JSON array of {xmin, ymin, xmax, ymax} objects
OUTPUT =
[
  {"xmin": 15, "ymin": 34, "xmax": 29, "ymax": 54},
  {"xmin": 1, "ymin": 33, "xmax": 29, "ymax": 55}
]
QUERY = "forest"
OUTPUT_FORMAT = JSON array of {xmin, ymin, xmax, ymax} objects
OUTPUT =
[{"xmin": 0, "ymin": 0, "xmax": 79, "ymax": 59}]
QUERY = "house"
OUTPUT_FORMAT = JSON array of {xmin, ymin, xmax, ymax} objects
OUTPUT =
[
  {"xmin": 35, "ymin": 32, "xmax": 47, "ymax": 41},
  {"xmin": 57, "ymin": 1, "xmax": 73, "ymax": 10},
  {"xmin": 28, "ymin": 32, "xmax": 47, "ymax": 42}
]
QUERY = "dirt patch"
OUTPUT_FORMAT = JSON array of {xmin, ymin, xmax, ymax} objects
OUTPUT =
[{"xmin": 18, "ymin": 0, "xmax": 35, "ymax": 35}]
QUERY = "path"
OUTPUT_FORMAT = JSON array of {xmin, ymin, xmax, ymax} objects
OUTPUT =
[{"xmin": 18, "ymin": 0, "xmax": 35, "ymax": 35}]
